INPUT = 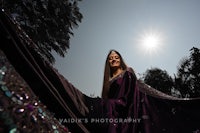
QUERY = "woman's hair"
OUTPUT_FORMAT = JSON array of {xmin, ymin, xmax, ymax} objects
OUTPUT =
[{"xmin": 101, "ymin": 50, "xmax": 127, "ymax": 99}]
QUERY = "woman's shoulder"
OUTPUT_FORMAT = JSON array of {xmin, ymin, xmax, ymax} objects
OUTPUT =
[
  {"xmin": 126, "ymin": 67, "xmax": 134, "ymax": 73},
  {"xmin": 125, "ymin": 67, "xmax": 137, "ymax": 79}
]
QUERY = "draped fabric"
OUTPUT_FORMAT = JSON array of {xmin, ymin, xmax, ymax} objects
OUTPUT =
[
  {"xmin": 0, "ymin": 50, "xmax": 70, "ymax": 133},
  {"xmin": 0, "ymin": 10, "xmax": 89, "ymax": 133},
  {"xmin": 1, "ymin": 10, "xmax": 200, "ymax": 133},
  {"xmin": 85, "ymin": 69, "xmax": 200, "ymax": 133}
]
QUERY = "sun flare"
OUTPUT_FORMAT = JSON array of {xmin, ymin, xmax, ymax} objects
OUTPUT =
[
  {"xmin": 137, "ymin": 30, "xmax": 163, "ymax": 55},
  {"xmin": 142, "ymin": 34, "xmax": 159, "ymax": 50}
]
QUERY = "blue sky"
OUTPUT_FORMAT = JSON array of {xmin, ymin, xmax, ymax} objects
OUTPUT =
[{"xmin": 54, "ymin": 0, "xmax": 200, "ymax": 97}]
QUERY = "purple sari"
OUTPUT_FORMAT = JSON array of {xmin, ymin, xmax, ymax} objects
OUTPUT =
[
  {"xmin": 1, "ymin": 10, "xmax": 200, "ymax": 133},
  {"xmin": 84, "ymin": 68, "xmax": 200, "ymax": 133}
]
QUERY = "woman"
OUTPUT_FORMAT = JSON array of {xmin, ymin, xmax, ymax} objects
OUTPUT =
[
  {"xmin": 102, "ymin": 50, "xmax": 139, "ymax": 132},
  {"xmin": 84, "ymin": 50, "xmax": 141, "ymax": 133},
  {"xmin": 102, "ymin": 50, "xmax": 135, "ymax": 99}
]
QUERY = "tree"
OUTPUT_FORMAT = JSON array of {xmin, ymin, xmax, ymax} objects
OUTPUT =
[
  {"xmin": 0, "ymin": 0, "xmax": 83, "ymax": 63},
  {"xmin": 143, "ymin": 67, "xmax": 174, "ymax": 95},
  {"xmin": 175, "ymin": 47, "xmax": 200, "ymax": 98}
]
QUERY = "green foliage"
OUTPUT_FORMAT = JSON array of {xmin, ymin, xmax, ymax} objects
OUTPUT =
[
  {"xmin": 1, "ymin": 0, "xmax": 83, "ymax": 63},
  {"xmin": 175, "ymin": 47, "xmax": 200, "ymax": 98},
  {"xmin": 141, "ymin": 47, "xmax": 200, "ymax": 98},
  {"xmin": 143, "ymin": 68, "xmax": 174, "ymax": 95}
]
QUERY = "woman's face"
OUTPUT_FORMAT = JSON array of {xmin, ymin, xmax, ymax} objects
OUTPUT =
[{"xmin": 108, "ymin": 51, "xmax": 121, "ymax": 68}]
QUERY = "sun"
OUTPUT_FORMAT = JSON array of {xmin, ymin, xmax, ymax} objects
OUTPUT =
[
  {"xmin": 138, "ymin": 30, "xmax": 163, "ymax": 55},
  {"xmin": 142, "ymin": 33, "xmax": 160, "ymax": 50}
]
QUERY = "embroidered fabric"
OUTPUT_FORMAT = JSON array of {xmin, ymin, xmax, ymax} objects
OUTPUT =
[{"xmin": 0, "ymin": 50, "xmax": 69, "ymax": 133}]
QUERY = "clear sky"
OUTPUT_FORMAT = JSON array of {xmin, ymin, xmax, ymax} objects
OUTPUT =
[{"xmin": 53, "ymin": 0, "xmax": 200, "ymax": 97}]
